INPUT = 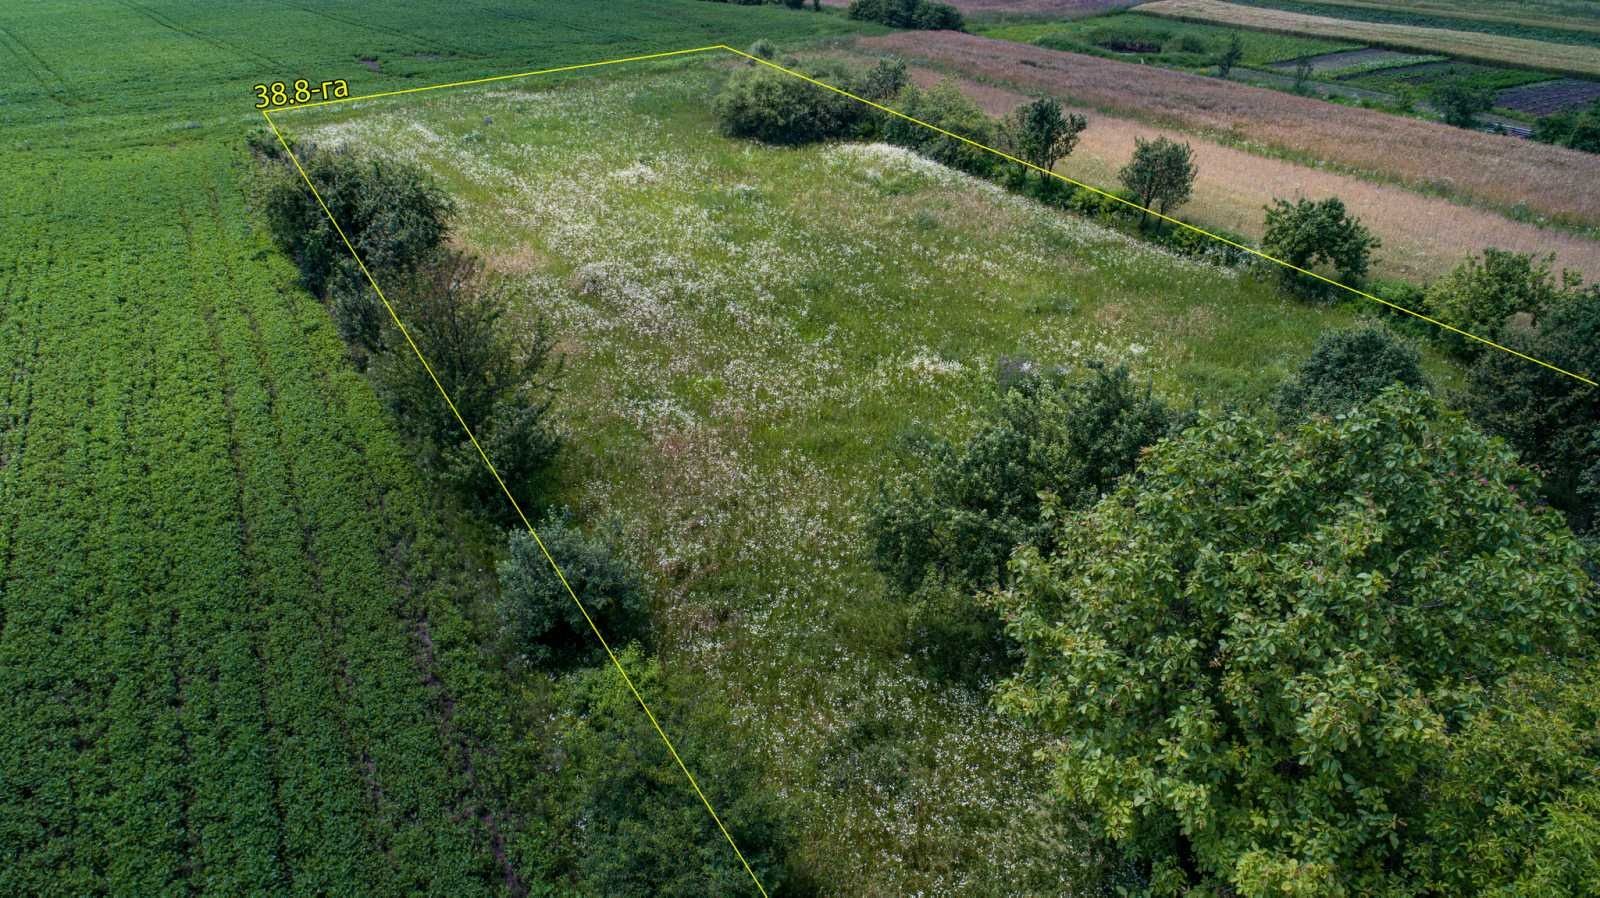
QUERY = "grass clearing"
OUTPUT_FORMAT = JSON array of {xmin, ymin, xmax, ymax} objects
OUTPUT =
[{"xmin": 1140, "ymin": 0, "xmax": 1600, "ymax": 77}]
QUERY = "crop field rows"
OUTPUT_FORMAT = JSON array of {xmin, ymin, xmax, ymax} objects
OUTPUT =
[{"xmin": 0, "ymin": 145, "xmax": 540, "ymax": 895}]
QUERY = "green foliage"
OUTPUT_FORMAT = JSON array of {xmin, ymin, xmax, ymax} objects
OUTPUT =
[
  {"xmin": 713, "ymin": 64, "xmax": 864, "ymax": 145},
  {"xmin": 882, "ymin": 79, "xmax": 998, "ymax": 176},
  {"xmin": 1464, "ymin": 285, "xmax": 1600, "ymax": 533},
  {"xmin": 549, "ymin": 653, "xmax": 801, "ymax": 897},
  {"xmin": 869, "ymin": 363, "xmax": 1174, "ymax": 680},
  {"xmin": 1534, "ymin": 99, "xmax": 1600, "ymax": 154},
  {"xmin": 1119, "ymin": 136, "xmax": 1198, "ymax": 227},
  {"xmin": 1217, "ymin": 32, "xmax": 1243, "ymax": 77},
  {"xmin": 264, "ymin": 146, "xmax": 453, "ymax": 296},
  {"xmin": 370, "ymin": 250, "xmax": 561, "ymax": 512},
  {"xmin": 1005, "ymin": 97, "xmax": 1087, "ymax": 180},
  {"xmin": 1432, "ymin": 79, "xmax": 1495, "ymax": 127},
  {"xmin": 1261, "ymin": 195, "xmax": 1380, "ymax": 296},
  {"xmin": 1425, "ymin": 248, "xmax": 1567, "ymax": 345},
  {"xmin": 1274, "ymin": 323, "xmax": 1429, "ymax": 420},
  {"xmin": 996, "ymin": 387, "xmax": 1594, "ymax": 897},
  {"xmin": 1293, "ymin": 56, "xmax": 1315, "ymax": 94},
  {"xmin": 497, "ymin": 511, "xmax": 647, "ymax": 668},
  {"xmin": 857, "ymin": 55, "xmax": 909, "ymax": 101},
  {"xmin": 847, "ymin": 0, "xmax": 963, "ymax": 31}
]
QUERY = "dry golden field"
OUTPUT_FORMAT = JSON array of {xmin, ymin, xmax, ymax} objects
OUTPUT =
[
  {"xmin": 1139, "ymin": 0, "xmax": 1600, "ymax": 77},
  {"xmin": 862, "ymin": 30, "xmax": 1600, "ymax": 230}
]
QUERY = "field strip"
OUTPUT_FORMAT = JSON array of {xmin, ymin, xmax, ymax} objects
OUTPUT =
[{"xmin": 255, "ymin": 40, "xmax": 1597, "ymax": 893}]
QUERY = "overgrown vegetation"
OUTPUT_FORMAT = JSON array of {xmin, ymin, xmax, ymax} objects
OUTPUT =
[
  {"xmin": 1261, "ymin": 195, "xmax": 1381, "ymax": 296},
  {"xmin": 1534, "ymin": 97, "xmax": 1600, "ymax": 153},
  {"xmin": 847, "ymin": 0, "xmax": 963, "ymax": 31}
]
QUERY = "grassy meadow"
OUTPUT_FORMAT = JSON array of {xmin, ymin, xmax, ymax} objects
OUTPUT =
[{"xmin": 269, "ymin": 57, "xmax": 1456, "ymax": 893}]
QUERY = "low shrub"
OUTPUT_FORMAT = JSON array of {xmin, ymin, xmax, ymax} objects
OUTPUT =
[{"xmin": 713, "ymin": 64, "xmax": 864, "ymax": 145}]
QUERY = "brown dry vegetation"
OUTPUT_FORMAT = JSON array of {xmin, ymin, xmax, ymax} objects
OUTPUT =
[
  {"xmin": 862, "ymin": 30, "xmax": 1600, "ymax": 231},
  {"xmin": 884, "ymin": 65, "xmax": 1600, "ymax": 281},
  {"xmin": 1140, "ymin": 0, "xmax": 1600, "ymax": 77}
]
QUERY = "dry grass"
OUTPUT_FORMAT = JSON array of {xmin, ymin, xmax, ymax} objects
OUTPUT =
[
  {"xmin": 1140, "ymin": 0, "xmax": 1600, "ymax": 77},
  {"xmin": 862, "ymin": 30, "xmax": 1600, "ymax": 230},
  {"xmin": 886, "ymin": 65, "xmax": 1600, "ymax": 281}
]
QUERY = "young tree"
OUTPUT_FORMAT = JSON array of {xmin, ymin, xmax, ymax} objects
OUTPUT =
[
  {"xmin": 1006, "ymin": 96, "xmax": 1087, "ymax": 182},
  {"xmin": 1217, "ymin": 33, "xmax": 1243, "ymax": 79},
  {"xmin": 1433, "ymin": 79, "xmax": 1494, "ymax": 128},
  {"xmin": 1260, "ymin": 195, "xmax": 1380, "ymax": 296},
  {"xmin": 1293, "ymin": 57, "xmax": 1314, "ymax": 94},
  {"xmin": 1118, "ymin": 136, "xmax": 1198, "ymax": 228},
  {"xmin": 996, "ymin": 387, "xmax": 1593, "ymax": 897},
  {"xmin": 856, "ymin": 55, "xmax": 909, "ymax": 101},
  {"xmin": 1274, "ymin": 323, "xmax": 1429, "ymax": 420},
  {"xmin": 1425, "ymin": 248, "xmax": 1567, "ymax": 345}
]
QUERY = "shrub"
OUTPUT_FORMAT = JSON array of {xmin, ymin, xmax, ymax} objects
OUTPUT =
[
  {"xmin": 326, "ymin": 262, "xmax": 388, "ymax": 364},
  {"xmin": 1003, "ymin": 96, "xmax": 1086, "ymax": 182},
  {"xmin": 848, "ymin": 0, "xmax": 963, "ymax": 30},
  {"xmin": 996, "ymin": 387, "xmax": 1593, "ymax": 896},
  {"xmin": 1274, "ymin": 324, "xmax": 1429, "ymax": 420},
  {"xmin": 263, "ymin": 146, "xmax": 453, "ymax": 296},
  {"xmin": 496, "ymin": 511, "xmax": 647, "ymax": 668},
  {"xmin": 882, "ymin": 79, "xmax": 998, "ymax": 176},
  {"xmin": 856, "ymin": 55, "xmax": 908, "ymax": 102},
  {"xmin": 747, "ymin": 38, "xmax": 776, "ymax": 60},
  {"xmin": 1118, "ymin": 136, "xmax": 1197, "ymax": 229},
  {"xmin": 1533, "ymin": 98, "xmax": 1600, "ymax": 154},
  {"xmin": 1216, "ymin": 33, "xmax": 1243, "ymax": 78},
  {"xmin": 713, "ymin": 64, "xmax": 863, "ymax": 145},
  {"xmin": 1433, "ymin": 79, "xmax": 1494, "ymax": 128},
  {"xmin": 550, "ymin": 652, "xmax": 801, "ymax": 897},
  {"xmin": 869, "ymin": 363, "xmax": 1174, "ymax": 681},
  {"xmin": 1260, "ymin": 195, "xmax": 1380, "ymax": 297},
  {"xmin": 1425, "ymin": 248, "xmax": 1567, "ymax": 347},
  {"xmin": 1465, "ymin": 286, "xmax": 1600, "ymax": 533}
]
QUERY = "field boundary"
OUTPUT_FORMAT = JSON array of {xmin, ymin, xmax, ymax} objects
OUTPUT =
[{"xmin": 259, "ymin": 40, "xmax": 1596, "ymax": 896}]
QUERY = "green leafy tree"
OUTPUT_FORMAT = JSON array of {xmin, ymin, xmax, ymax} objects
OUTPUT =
[
  {"xmin": 1261, "ymin": 195, "xmax": 1380, "ymax": 296},
  {"xmin": 848, "ymin": 0, "xmax": 964, "ymax": 30},
  {"xmin": 856, "ymin": 55, "xmax": 909, "ymax": 101},
  {"xmin": 882, "ymin": 79, "xmax": 998, "ymax": 176},
  {"xmin": 713, "ymin": 64, "xmax": 864, "ymax": 145},
  {"xmin": 996, "ymin": 388, "xmax": 1593, "ymax": 897},
  {"xmin": 1465, "ymin": 285, "xmax": 1600, "ymax": 533},
  {"xmin": 496, "ymin": 510, "xmax": 647, "ymax": 668},
  {"xmin": 1425, "ymin": 248, "xmax": 1567, "ymax": 346},
  {"xmin": 1118, "ymin": 136, "xmax": 1197, "ymax": 228},
  {"xmin": 869, "ymin": 363, "xmax": 1174, "ymax": 680},
  {"xmin": 1006, "ymin": 97, "xmax": 1087, "ymax": 182},
  {"xmin": 550, "ymin": 652, "xmax": 801, "ymax": 897},
  {"xmin": 264, "ymin": 147, "xmax": 453, "ymax": 296},
  {"xmin": 1433, "ymin": 79, "xmax": 1494, "ymax": 128},
  {"xmin": 1217, "ymin": 33, "xmax": 1243, "ymax": 79},
  {"xmin": 1274, "ymin": 324, "xmax": 1429, "ymax": 420}
]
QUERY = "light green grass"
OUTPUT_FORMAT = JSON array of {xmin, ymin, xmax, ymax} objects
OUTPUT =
[
  {"xmin": 274, "ymin": 59, "xmax": 1458, "ymax": 894},
  {"xmin": 975, "ymin": 10, "xmax": 1357, "ymax": 70}
]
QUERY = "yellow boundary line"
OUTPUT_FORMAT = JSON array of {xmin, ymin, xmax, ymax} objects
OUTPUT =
[{"xmin": 258, "ymin": 40, "xmax": 1598, "ymax": 896}]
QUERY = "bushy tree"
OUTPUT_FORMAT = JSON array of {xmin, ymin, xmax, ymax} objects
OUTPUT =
[
  {"xmin": 996, "ymin": 387, "xmax": 1593, "ymax": 897},
  {"xmin": 713, "ymin": 64, "xmax": 863, "ymax": 145},
  {"xmin": 550, "ymin": 652, "xmax": 801, "ymax": 897},
  {"xmin": 1216, "ymin": 33, "xmax": 1243, "ymax": 79},
  {"xmin": 882, "ymin": 79, "xmax": 998, "ymax": 176},
  {"xmin": 1118, "ymin": 136, "xmax": 1197, "ymax": 228},
  {"xmin": 1005, "ymin": 96, "xmax": 1087, "ymax": 183},
  {"xmin": 1261, "ymin": 195, "xmax": 1380, "ymax": 296},
  {"xmin": 496, "ymin": 510, "xmax": 647, "ymax": 668},
  {"xmin": 856, "ymin": 55, "xmax": 908, "ymax": 101},
  {"xmin": 848, "ymin": 0, "xmax": 963, "ymax": 30},
  {"xmin": 1425, "ymin": 248, "xmax": 1567, "ymax": 346},
  {"xmin": 1534, "ymin": 98, "xmax": 1600, "ymax": 154},
  {"xmin": 264, "ymin": 147, "xmax": 453, "ymax": 296},
  {"xmin": 1274, "ymin": 324, "xmax": 1428, "ymax": 420},
  {"xmin": 372, "ymin": 250, "xmax": 561, "ymax": 511},
  {"xmin": 1465, "ymin": 286, "xmax": 1600, "ymax": 533},
  {"xmin": 869, "ymin": 363, "xmax": 1174, "ymax": 680},
  {"xmin": 1433, "ymin": 79, "xmax": 1494, "ymax": 128}
]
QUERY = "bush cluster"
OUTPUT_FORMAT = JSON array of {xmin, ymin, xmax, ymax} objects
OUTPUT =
[{"xmin": 847, "ymin": 0, "xmax": 963, "ymax": 30}]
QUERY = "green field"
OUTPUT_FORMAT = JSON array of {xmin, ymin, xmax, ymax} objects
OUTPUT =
[
  {"xmin": 975, "ymin": 11, "xmax": 1355, "ymax": 71},
  {"xmin": 1228, "ymin": 0, "xmax": 1600, "ymax": 48}
]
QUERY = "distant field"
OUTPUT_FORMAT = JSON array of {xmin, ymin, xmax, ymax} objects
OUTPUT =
[
  {"xmin": 1338, "ymin": 59, "xmax": 1556, "ymax": 94},
  {"xmin": 819, "ymin": 0, "xmax": 1139, "ymax": 16},
  {"xmin": 976, "ymin": 11, "xmax": 1354, "ymax": 69},
  {"xmin": 1498, "ymin": 78, "xmax": 1600, "ymax": 115},
  {"xmin": 1139, "ymin": 0, "xmax": 1600, "ymax": 77},
  {"xmin": 864, "ymin": 30, "xmax": 1600, "ymax": 229},
  {"xmin": 1230, "ymin": 0, "xmax": 1600, "ymax": 42}
]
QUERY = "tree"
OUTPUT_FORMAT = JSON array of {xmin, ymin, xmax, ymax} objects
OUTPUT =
[
  {"xmin": 549, "ymin": 652, "xmax": 801, "ymax": 897},
  {"xmin": 1274, "ymin": 323, "xmax": 1429, "ymax": 420},
  {"xmin": 995, "ymin": 387, "xmax": 1593, "ymax": 897},
  {"xmin": 1006, "ymin": 97, "xmax": 1087, "ymax": 183},
  {"xmin": 856, "ymin": 55, "xmax": 908, "ymax": 101},
  {"xmin": 1425, "ymin": 248, "xmax": 1567, "ymax": 346},
  {"xmin": 1533, "ymin": 98, "xmax": 1600, "ymax": 154},
  {"xmin": 1465, "ymin": 285, "xmax": 1600, "ymax": 534},
  {"xmin": 869, "ymin": 363, "xmax": 1174, "ymax": 681},
  {"xmin": 1260, "ymin": 195, "xmax": 1380, "ymax": 296},
  {"xmin": 1433, "ymin": 79, "xmax": 1494, "ymax": 128},
  {"xmin": 882, "ymin": 79, "xmax": 998, "ymax": 177},
  {"xmin": 1293, "ymin": 57, "xmax": 1314, "ymax": 94},
  {"xmin": 496, "ymin": 510, "xmax": 647, "ymax": 668},
  {"xmin": 1217, "ymin": 33, "xmax": 1243, "ymax": 79},
  {"xmin": 848, "ymin": 0, "xmax": 964, "ymax": 30},
  {"xmin": 713, "ymin": 64, "xmax": 863, "ymax": 145},
  {"xmin": 1118, "ymin": 136, "xmax": 1197, "ymax": 228}
]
